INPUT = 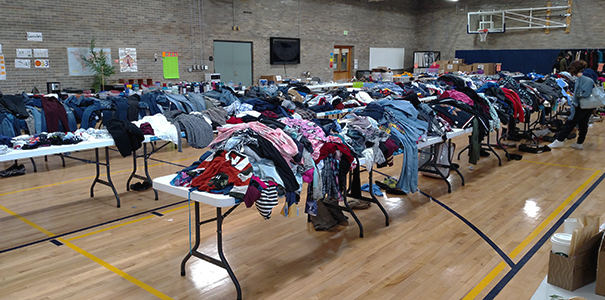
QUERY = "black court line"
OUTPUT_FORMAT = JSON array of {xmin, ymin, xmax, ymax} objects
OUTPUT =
[
  {"xmin": 0, "ymin": 199, "xmax": 188, "ymax": 255},
  {"xmin": 483, "ymin": 172, "xmax": 605, "ymax": 299},
  {"xmin": 418, "ymin": 190, "xmax": 516, "ymax": 268},
  {"xmin": 151, "ymin": 211, "xmax": 164, "ymax": 217},
  {"xmin": 49, "ymin": 239, "xmax": 63, "ymax": 246},
  {"xmin": 373, "ymin": 170, "xmax": 395, "ymax": 179},
  {"xmin": 147, "ymin": 157, "xmax": 188, "ymax": 168}
]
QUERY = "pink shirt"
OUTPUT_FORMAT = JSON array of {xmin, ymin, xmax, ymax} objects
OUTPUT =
[{"xmin": 209, "ymin": 122, "xmax": 299, "ymax": 163}]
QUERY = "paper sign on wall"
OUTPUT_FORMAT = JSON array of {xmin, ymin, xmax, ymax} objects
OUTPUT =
[
  {"xmin": 33, "ymin": 49, "xmax": 48, "ymax": 58},
  {"xmin": 0, "ymin": 55, "xmax": 6, "ymax": 80},
  {"xmin": 16, "ymin": 49, "xmax": 32, "ymax": 58},
  {"xmin": 15, "ymin": 59, "xmax": 31, "ymax": 68},
  {"xmin": 34, "ymin": 59, "xmax": 49, "ymax": 68},
  {"xmin": 162, "ymin": 52, "xmax": 179, "ymax": 79},
  {"xmin": 0, "ymin": 44, "xmax": 2, "ymax": 54},
  {"xmin": 27, "ymin": 32, "xmax": 43, "ymax": 42},
  {"xmin": 119, "ymin": 48, "xmax": 137, "ymax": 72}
]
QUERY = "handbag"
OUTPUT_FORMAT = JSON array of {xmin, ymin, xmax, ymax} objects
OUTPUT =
[{"xmin": 579, "ymin": 83, "xmax": 605, "ymax": 109}]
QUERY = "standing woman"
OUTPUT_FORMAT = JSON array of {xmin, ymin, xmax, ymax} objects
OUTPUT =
[{"xmin": 548, "ymin": 60, "xmax": 599, "ymax": 150}]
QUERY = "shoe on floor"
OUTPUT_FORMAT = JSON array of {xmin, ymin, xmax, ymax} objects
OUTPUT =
[
  {"xmin": 548, "ymin": 140, "xmax": 565, "ymax": 148},
  {"xmin": 348, "ymin": 198, "xmax": 371, "ymax": 209},
  {"xmin": 0, "ymin": 164, "xmax": 25, "ymax": 177},
  {"xmin": 571, "ymin": 143, "xmax": 584, "ymax": 150}
]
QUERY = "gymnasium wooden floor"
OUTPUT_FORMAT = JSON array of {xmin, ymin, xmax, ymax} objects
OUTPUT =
[{"xmin": 2, "ymin": 121, "xmax": 605, "ymax": 300}]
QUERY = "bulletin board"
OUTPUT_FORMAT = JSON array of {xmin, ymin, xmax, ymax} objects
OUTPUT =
[
  {"xmin": 163, "ymin": 52, "xmax": 179, "ymax": 79},
  {"xmin": 369, "ymin": 47, "xmax": 405, "ymax": 70}
]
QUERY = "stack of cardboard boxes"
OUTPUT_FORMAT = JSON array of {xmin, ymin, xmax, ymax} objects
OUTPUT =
[{"xmin": 419, "ymin": 59, "xmax": 501, "ymax": 75}]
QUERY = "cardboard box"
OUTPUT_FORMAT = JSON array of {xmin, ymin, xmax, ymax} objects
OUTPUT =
[
  {"xmin": 597, "ymin": 234, "xmax": 605, "ymax": 295},
  {"xmin": 260, "ymin": 75, "xmax": 282, "ymax": 84},
  {"xmin": 459, "ymin": 64, "xmax": 473, "ymax": 73},
  {"xmin": 431, "ymin": 60, "xmax": 449, "ymax": 68},
  {"xmin": 450, "ymin": 58, "xmax": 465, "ymax": 64},
  {"xmin": 473, "ymin": 63, "xmax": 496, "ymax": 75},
  {"xmin": 547, "ymin": 231, "xmax": 603, "ymax": 291},
  {"xmin": 439, "ymin": 63, "xmax": 459, "ymax": 74}
]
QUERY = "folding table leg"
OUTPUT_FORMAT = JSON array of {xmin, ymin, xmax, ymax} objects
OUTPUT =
[
  {"xmin": 216, "ymin": 207, "xmax": 242, "ymax": 300},
  {"xmin": 127, "ymin": 143, "xmax": 159, "ymax": 200},
  {"xmin": 180, "ymin": 203, "xmax": 242, "ymax": 299},
  {"xmin": 90, "ymin": 147, "xmax": 121, "ymax": 207}
]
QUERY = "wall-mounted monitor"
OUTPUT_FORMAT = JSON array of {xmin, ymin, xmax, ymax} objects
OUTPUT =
[{"xmin": 270, "ymin": 37, "xmax": 300, "ymax": 65}]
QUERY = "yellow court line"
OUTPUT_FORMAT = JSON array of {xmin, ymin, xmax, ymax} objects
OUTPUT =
[
  {"xmin": 0, "ymin": 202, "xmax": 172, "ymax": 298},
  {"xmin": 0, "ymin": 156, "xmax": 199, "ymax": 197},
  {"xmin": 65, "ymin": 215, "xmax": 156, "ymax": 241},
  {"xmin": 463, "ymin": 170, "xmax": 600, "ymax": 299},
  {"xmin": 0, "ymin": 204, "xmax": 55, "ymax": 237},
  {"xmin": 59, "ymin": 238, "xmax": 173, "ymax": 300},
  {"xmin": 523, "ymin": 159, "xmax": 601, "ymax": 171},
  {"xmin": 161, "ymin": 202, "xmax": 193, "ymax": 214},
  {"xmin": 67, "ymin": 202, "xmax": 194, "ymax": 241}
]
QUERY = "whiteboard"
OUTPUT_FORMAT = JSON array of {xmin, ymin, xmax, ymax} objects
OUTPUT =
[{"xmin": 369, "ymin": 47, "xmax": 405, "ymax": 69}]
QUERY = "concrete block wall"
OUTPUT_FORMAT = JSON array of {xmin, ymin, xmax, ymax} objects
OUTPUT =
[
  {"xmin": 0, "ymin": 0, "xmax": 418, "ymax": 94},
  {"xmin": 0, "ymin": 0, "xmax": 193, "ymax": 94},
  {"xmin": 416, "ymin": 0, "xmax": 605, "ymax": 62}
]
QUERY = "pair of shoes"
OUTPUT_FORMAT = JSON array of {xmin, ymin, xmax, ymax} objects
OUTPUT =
[
  {"xmin": 571, "ymin": 143, "xmax": 584, "ymax": 150},
  {"xmin": 480, "ymin": 149, "xmax": 491, "ymax": 157},
  {"xmin": 374, "ymin": 181, "xmax": 407, "ymax": 195},
  {"xmin": 347, "ymin": 198, "xmax": 371, "ymax": 209},
  {"xmin": 548, "ymin": 140, "xmax": 565, "ymax": 148},
  {"xmin": 383, "ymin": 177, "xmax": 397, "ymax": 189},
  {"xmin": 0, "ymin": 164, "xmax": 26, "ymax": 177},
  {"xmin": 543, "ymin": 136, "xmax": 556, "ymax": 142},
  {"xmin": 130, "ymin": 181, "xmax": 152, "ymax": 191},
  {"xmin": 506, "ymin": 153, "xmax": 523, "ymax": 160}
]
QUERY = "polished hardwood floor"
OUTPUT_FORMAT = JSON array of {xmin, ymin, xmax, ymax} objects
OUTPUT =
[{"xmin": 2, "ymin": 120, "xmax": 605, "ymax": 300}]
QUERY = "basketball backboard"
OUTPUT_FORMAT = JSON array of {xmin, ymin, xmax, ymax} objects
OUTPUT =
[{"xmin": 467, "ymin": 11, "xmax": 505, "ymax": 34}]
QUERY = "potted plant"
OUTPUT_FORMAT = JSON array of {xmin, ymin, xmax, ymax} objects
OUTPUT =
[{"xmin": 81, "ymin": 37, "xmax": 115, "ymax": 92}]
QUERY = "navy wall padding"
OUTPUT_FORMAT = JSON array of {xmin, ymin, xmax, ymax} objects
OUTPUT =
[{"xmin": 455, "ymin": 49, "xmax": 561, "ymax": 75}]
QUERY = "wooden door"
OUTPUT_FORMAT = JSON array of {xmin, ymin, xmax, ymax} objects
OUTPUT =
[{"xmin": 333, "ymin": 46, "xmax": 353, "ymax": 81}]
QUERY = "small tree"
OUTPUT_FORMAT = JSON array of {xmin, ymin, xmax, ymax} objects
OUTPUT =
[{"xmin": 81, "ymin": 37, "xmax": 115, "ymax": 91}]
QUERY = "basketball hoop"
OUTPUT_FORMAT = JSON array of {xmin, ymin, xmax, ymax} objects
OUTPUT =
[{"xmin": 478, "ymin": 29, "xmax": 489, "ymax": 42}]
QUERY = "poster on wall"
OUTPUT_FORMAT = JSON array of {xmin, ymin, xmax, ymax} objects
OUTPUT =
[
  {"xmin": 33, "ymin": 49, "xmax": 48, "ymax": 58},
  {"xmin": 16, "ymin": 49, "xmax": 33, "ymax": 58},
  {"xmin": 0, "ymin": 55, "xmax": 6, "ymax": 80},
  {"xmin": 15, "ymin": 59, "xmax": 31, "ymax": 68},
  {"xmin": 119, "ymin": 48, "xmax": 137, "ymax": 72},
  {"xmin": 27, "ymin": 32, "xmax": 43, "ymax": 42},
  {"xmin": 67, "ymin": 47, "xmax": 111, "ymax": 76},
  {"xmin": 0, "ymin": 44, "xmax": 3, "ymax": 54},
  {"xmin": 34, "ymin": 59, "xmax": 49, "ymax": 68},
  {"xmin": 162, "ymin": 52, "xmax": 179, "ymax": 79}
]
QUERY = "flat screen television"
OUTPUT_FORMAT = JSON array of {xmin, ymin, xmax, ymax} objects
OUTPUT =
[{"xmin": 270, "ymin": 37, "xmax": 300, "ymax": 65}]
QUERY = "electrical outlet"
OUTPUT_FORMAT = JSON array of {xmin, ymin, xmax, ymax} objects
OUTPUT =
[{"xmin": 204, "ymin": 65, "xmax": 208, "ymax": 70}]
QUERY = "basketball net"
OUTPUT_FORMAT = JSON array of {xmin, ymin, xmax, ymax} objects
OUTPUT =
[{"xmin": 479, "ymin": 29, "xmax": 489, "ymax": 42}]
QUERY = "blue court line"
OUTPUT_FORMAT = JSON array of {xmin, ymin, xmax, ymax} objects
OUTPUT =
[
  {"xmin": 0, "ymin": 200, "xmax": 188, "ymax": 254},
  {"xmin": 483, "ymin": 172, "xmax": 605, "ymax": 299},
  {"xmin": 373, "ymin": 169, "xmax": 395, "ymax": 179},
  {"xmin": 418, "ymin": 190, "xmax": 516, "ymax": 268}
]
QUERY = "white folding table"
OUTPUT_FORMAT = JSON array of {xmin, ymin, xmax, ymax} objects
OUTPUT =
[
  {"xmin": 0, "ymin": 139, "xmax": 126, "ymax": 206},
  {"xmin": 153, "ymin": 174, "xmax": 243, "ymax": 299}
]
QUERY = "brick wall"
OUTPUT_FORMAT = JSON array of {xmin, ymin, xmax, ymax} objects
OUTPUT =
[
  {"xmin": 0, "ymin": 0, "xmax": 418, "ymax": 94},
  {"xmin": 416, "ymin": 0, "xmax": 605, "ymax": 61}
]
